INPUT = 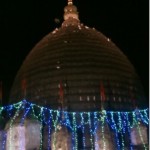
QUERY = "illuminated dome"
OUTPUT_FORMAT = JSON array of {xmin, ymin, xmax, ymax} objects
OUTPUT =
[{"xmin": 10, "ymin": 1, "xmax": 146, "ymax": 111}]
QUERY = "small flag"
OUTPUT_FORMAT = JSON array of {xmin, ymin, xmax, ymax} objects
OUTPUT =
[{"xmin": 100, "ymin": 81, "xmax": 106, "ymax": 102}]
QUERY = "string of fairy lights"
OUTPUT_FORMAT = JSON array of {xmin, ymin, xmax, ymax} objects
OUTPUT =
[{"xmin": 0, "ymin": 100, "xmax": 149, "ymax": 149}]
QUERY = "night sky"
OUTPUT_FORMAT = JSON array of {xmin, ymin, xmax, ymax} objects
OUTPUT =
[{"xmin": 0, "ymin": 0, "xmax": 149, "ymax": 105}]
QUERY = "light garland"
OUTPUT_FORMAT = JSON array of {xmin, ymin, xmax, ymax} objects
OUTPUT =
[
  {"xmin": 80, "ymin": 113, "xmax": 86, "ymax": 149},
  {"xmin": 1, "ymin": 100, "xmax": 148, "ymax": 116},
  {"xmin": 101, "ymin": 110, "xmax": 106, "ymax": 150},
  {"xmin": 39, "ymin": 107, "xmax": 44, "ymax": 150},
  {"xmin": 20, "ymin": 102, "xmax": 31, "ymax": 125},
  {"xmin": 118, "ymin": 112, "xmax": 125, "ymax": 149},
  {"xmin": 94, "ymin": 112, "xmax": 99, "ymax": 149},
  {"xmin": 132, "ymin": 112, "xmax": 148, "ymax": 150},
  {"xmin": 144, "ymin": 109, "xmax": 149, "ymax": 123},
  {"xmin": 47, "ymin": 110, "xmax": 52, "ymax": 150},
  {"xmin": 110, "ymin": 112, "xmax": 121, "ymax": 150},
  {"xmin": 51, "ymin": 111, "xmax": 60, "ymax": 150},
  {"xmin": 88, "ymin": 112, "xmax": 94, "ymax": 150},
  {"xmin": 8, "ymin": 102, "xmax": 22, "ymax": 149},
  {"xmin": 72, "ymin": 112, "xmax": 78, "ymax": 150},
  {"xmin": 0, "ymin": 100, "xmax": 148, "ymax": 149},
  {"xmin": 125, "ymin": 112, "xmax": 133, "ymax": 150}
]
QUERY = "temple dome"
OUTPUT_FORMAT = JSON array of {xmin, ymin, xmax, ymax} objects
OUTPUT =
[{"xmin": 9, "ymin": 3, "xmax": 146, "ymax": 111}]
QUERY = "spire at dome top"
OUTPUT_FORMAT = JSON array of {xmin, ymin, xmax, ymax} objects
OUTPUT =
[
  {"xmin": 63, "ymin": 0, "xmax": 79, "ymax": 22},
  {"xmin": 68, "ymin": 0, "xmax": 73, "ymax": 5}
]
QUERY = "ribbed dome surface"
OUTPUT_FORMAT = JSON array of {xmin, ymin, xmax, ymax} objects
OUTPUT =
[{"xmin": 10, "ymin": 22, "xmax": 146, "ymax": 111}]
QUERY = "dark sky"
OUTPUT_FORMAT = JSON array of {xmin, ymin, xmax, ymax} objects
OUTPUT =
[{"xmin": 0, "ymin": 0, "xmax": 149, "ymax": 104}]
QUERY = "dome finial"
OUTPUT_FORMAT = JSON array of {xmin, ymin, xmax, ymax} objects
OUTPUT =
[
  {"xmin": 63, "ymin": 0, "xmax": 79, "ymax": 21},
  {"xmin": 68, "ymin": 0, "xmax": 73, "ymax": 5}
]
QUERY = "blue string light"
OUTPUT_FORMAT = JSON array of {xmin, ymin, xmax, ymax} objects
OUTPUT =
[
  {"xmin": 143, "ymin": 109, "xmax": 149, "ymax": 124},
  {"xmin": 2, "ymin": 131, "xmax": 6, "ymax": 150},
  {"xmin": 72, "ymin": 112, "xmax": 78, "ymax": 150},
  {"xmin": 110, "ymin": 112, "xmax": 121, "ymax": 150},
  {"xmin": 139, "ymin": 110, "xmax": 148, "ymax": 125},
  {"xmin": 88, "ymin": 112, "xmax": 94, "ymax": 150},
  {"xmin": 80, "ymin": 113, "xmax": 86, "ymax": 149},
  {"xmin": 125, "ymin": 112, "xmax": 133, "ymax": 150},
  {"xmin": 118, "ymin": 112, "xmax": 125, "ymax": 149},
  {"xmin": 39, "ymin": 107, "xmax": 44, "ymax": 150},
  {"xmin": 20, "ymin": 102, "xmax": 31, "ymax": 125},
  {"xmin": 0, "ymin": 100, "xmax": 148, "ymax": 150},
  {"xmin": 47, "ymin": 110, "xmax": 52, "ymax": 150},
  {"xmin": 94, "ymin": 112, "xmax": 98, "ymax": 149},
  {"xmin": 101, "ymin": 110, "xmax": 107, "ymax": 150}
]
